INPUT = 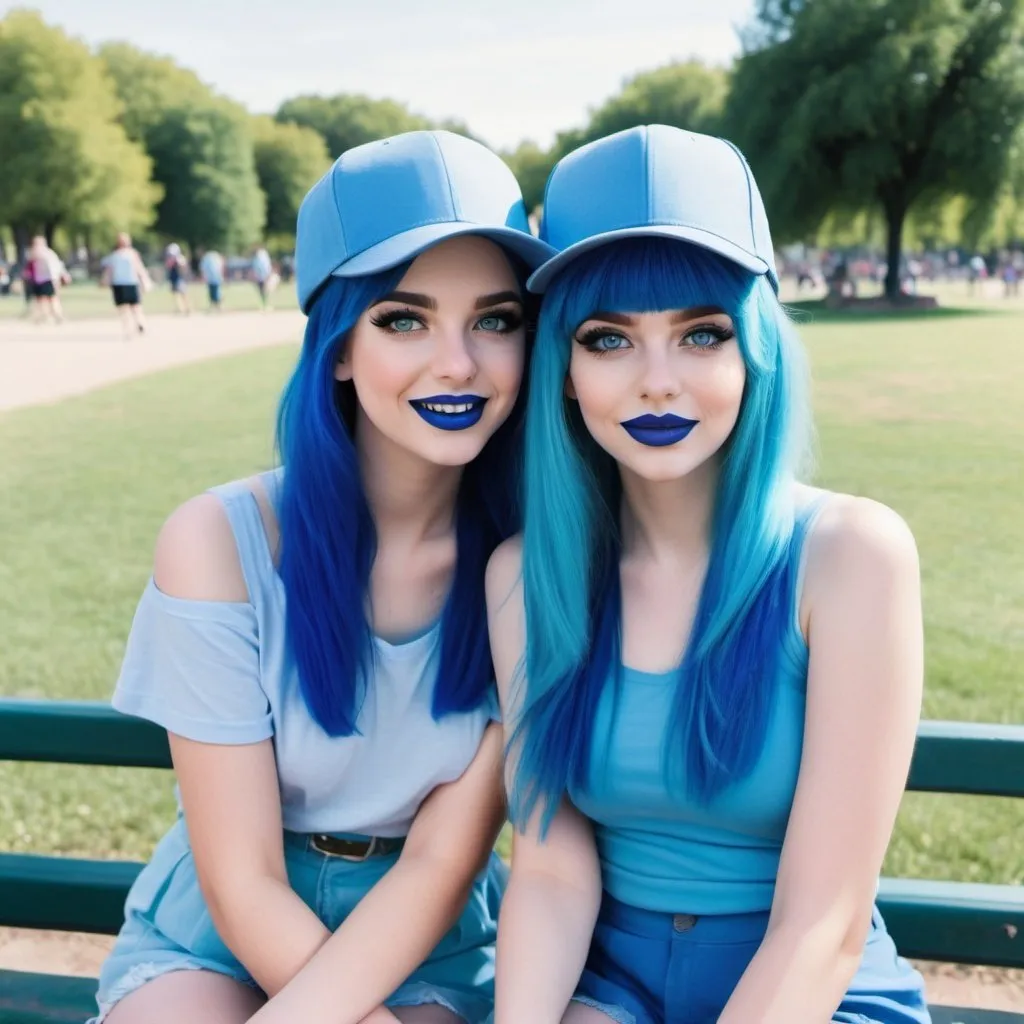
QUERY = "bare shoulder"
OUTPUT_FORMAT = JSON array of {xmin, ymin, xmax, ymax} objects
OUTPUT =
[
  {"xmin": 153, "ymin": 492, "xmax": 247, "ymax": 602},
  {"xmin": 485, "ymin": 533, "xmax": 524, "ymax": 612},
  {"xmin": 803, "ymin": 492, "xmax": 919, "ymax": 604}
]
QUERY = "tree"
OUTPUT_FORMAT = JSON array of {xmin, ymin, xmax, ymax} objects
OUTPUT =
[
  {"xmin": 251, "ymin": 116, "xmax": 331, "ymax": 238},
  {"xmin": 98, "ymin": 42, "xmax": 213, "ymax": 143},
  {"xmin": 0, "ymin": 10, "xmax": 160, "ymax": 252},
  {"xmin": 99, "ymin": 43, "xmax": 265, "ymax": 250},
  {"xmin": 500, "ymin": 61, "xmax": 730, "ymax": 218},
  {"xmin": 573, "ymin": 61, "xmax": 729, "ymax": 148},
  {"xmin": 146, "ymin": 101, "xmax": 265, "ymax": 250},
  {"xmin": 502, "ymin": 141, "xmax": 553, "ymax": 214},
  {"xmin": 727, "ymin": 0, "xmax": 1024, "ymax": 299},
  {"xmin": 276, "ymin": 94, "xmax": 432, "ymax": 159}
]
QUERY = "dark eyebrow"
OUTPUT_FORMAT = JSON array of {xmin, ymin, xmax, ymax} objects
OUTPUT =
[
  {"xmin": 585, "ymin": 305, "xmax": 728, "ymax": 326},
  {"xmin": 373, "ymin": 290, "xmax": 437, "ymax": 310},
  {"xmin": 475, "ymin": 290, "xmax": 523, "ymax": 310}
]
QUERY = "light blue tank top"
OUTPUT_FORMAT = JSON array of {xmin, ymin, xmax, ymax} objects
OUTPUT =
[
  {"xmin": 113, "ymin": 472, "xmax": 498, "ymax": 837},
  {"xmin": 569, "ymin": 498, "xmax": 828, "ymax": 915}
]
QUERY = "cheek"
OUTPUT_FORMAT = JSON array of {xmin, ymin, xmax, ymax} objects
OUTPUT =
[
  {"xmin": 695, "ymin": 353, "xmax": 746, "ymax": 425},
  {"xmin": 479, "ymin": 336, "xmax": 528, "ymax": 394},
  {"xmin": 567, "ymin": 355, "xmax": 619, "ymax": 416}
]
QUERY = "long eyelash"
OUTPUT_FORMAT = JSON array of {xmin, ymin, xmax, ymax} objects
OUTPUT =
[
  {"xmin": 478, "ymin": 306, "xmax": 524, "ymax": 333},
  {"xmin": 575, "ymin": 326, "xmax": 623, "ymax": 350},
  {"xmin": 369, "ymin": 307, "xmax": 423, "ymax": 331},
  {"xmin": 686, "ymin": 324, "xmax": 736, "ymax": 350}
]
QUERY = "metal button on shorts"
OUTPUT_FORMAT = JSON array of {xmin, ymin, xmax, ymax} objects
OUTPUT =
[{"xmin": 672, "ymin": 913, "xmax": 698, "ymax": 932}]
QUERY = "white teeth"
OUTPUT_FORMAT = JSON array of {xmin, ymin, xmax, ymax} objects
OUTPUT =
[{"xmin": 423, "ymin": 402, "xmax": 474, "ymax": 413}]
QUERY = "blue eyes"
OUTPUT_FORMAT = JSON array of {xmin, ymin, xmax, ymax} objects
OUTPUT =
[
  {"xmin": 576, "ymin": 324, "xmax": 735, "ymax": 354},
  {"xmin": 368, "ymin": 309, "xmax": 523, "ymax": 335},
  {"xmin": 477, "ymin": 315, "xmax": 509, "ymax": 332}
]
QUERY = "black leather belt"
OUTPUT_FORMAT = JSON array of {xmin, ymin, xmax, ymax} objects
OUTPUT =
[{"xmin": 308, "ymin": 833, "xmax": 405, "ymax": 860}]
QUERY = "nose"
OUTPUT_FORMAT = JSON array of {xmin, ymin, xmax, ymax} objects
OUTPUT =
[
  {"xmin": 431, "ymin": 326, "xmax": 478, "ymax": 384},
  {"xmin": 638, "ymin": 347, "xmax": 682, "ymax": 403}
]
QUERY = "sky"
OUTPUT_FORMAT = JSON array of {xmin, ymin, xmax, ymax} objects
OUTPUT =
[{"xmin": 6, "ymin": 0, "xmax": 756, "ymax": 150}]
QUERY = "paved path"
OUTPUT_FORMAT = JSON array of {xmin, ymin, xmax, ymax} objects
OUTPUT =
[{"xmin": 0, "ymin": 310, "xmax": 304, "ymax": 413}]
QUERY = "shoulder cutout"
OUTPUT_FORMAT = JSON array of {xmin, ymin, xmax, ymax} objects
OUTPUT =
[{"xmin": 153, "ymin": 492, "xmax": 248, "ymax": 603}]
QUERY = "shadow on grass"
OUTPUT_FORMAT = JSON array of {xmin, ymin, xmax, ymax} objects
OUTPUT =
[{"xmin": 783, "ymin": 300, "xmax": 1001, "ymax": 324}]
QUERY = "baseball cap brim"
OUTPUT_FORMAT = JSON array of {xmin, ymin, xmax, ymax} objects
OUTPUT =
[
  {"xmin": 332, "ymin": 221, "xmax": 556, "ymax": 280},
  {"xmin": 526, "ymin": 225, "xmax": 776, "ymax": 294}
]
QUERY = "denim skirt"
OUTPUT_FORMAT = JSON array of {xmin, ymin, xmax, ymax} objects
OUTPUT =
[
  {"xmin": 89, "ymin": 816, "xmax": 506, "ymax": 1023},
  {"xmin": 574, "ymin": 892, "xmax": 931, "ymax": 1024}
]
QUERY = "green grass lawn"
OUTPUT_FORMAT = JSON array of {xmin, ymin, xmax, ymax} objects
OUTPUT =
[
  {"xmin": 0, "ymin": 279, "xmax": 298, "ymax": 319},
  {"xmin": 0, "ymin": 306, "xmax": 1021, "ymax": 884}
]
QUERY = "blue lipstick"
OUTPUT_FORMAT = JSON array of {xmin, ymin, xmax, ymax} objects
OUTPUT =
[
  {"xmin": 620, "ymin": 413, "xmax": 698, "ymax": 447},
  {"xmin": 410, "ymin": 394, "xmax": 487, "ymax": 431}
]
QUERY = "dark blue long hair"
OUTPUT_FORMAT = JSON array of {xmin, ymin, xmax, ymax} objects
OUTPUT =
[{"xmin": 275, "ymin": 267, "xmax": 527, "ymax": 735}]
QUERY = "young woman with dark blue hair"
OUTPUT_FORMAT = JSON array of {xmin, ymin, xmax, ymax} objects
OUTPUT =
[
  {"xmin": 487, "ymin": 126, "xmax": 930, "ymax": 1024},
  {"xmin": 91, "ymin": 130, "xmax": 553, "ymax": 1024}
]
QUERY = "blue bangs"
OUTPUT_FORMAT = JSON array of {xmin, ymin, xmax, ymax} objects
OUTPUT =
[
  {"xmin": 510, "ymin": 238, "xmax": 811, "ymax": 832},
  {"xmin": 276, "ymin": 270, "xmax": 524, "ymax": 737}
]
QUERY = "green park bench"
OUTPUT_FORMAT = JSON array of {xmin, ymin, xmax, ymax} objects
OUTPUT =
[{"xmin": 0, "ymin": 702, "xmax": 1022, "ymax": 1024}]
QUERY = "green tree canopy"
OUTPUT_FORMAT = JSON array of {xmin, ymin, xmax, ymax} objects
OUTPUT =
[
  {"xmin": 251, "ymin": 115, "xmax": 331, "ymax": 238},
  {"xmin": 276, "ymin": 94, "xmax": 432, "ymax": 158},
  {"xmin": 727, "ymin": 0, "xmax": 1024, "ymax": 298},
  {"xmin": 574, "ymin": 60, "xmax": 729, "ymax": 146},
  {"xmin": 501, "ymin": 141, "xmax": 552, "ymax": 214},
  {"xmin": 98, "ymin": 42, "xmax": 213, "ymax": 142},
  {"xmin": 145, "ymin": 100, "xmax": 266, "ymax": 250},
  {"xmin": 0, "ymin": 10, "xmax": 160, "ymax": 248},
  {"xmin": 503, "ymin": 61, "xmax": 730, "ymax": 216},
  {"xmin": 99, "ymin": 43, "xmax": 265, "ymax": 251}
]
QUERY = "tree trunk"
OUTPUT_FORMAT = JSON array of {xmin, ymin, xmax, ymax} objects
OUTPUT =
[
  {"xmin": 11, "ymin": 224, "xmax": 30, "ymax": 262},
  {"xmin": 43, "ymin": 221, "xmax": 58, "ymax": 249},
  {"xmin": 882, "ymin": 195, "xmax": 907, "ymax": 302}
]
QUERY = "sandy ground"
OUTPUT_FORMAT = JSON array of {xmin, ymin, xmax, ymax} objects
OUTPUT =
[
  {"xmin": 1, "ymin": 310, "xmax": 1022, "ymax": 1013},
  {"xmin": 0, "ymin": 309, "xmax": 304, "ymax": 413}
]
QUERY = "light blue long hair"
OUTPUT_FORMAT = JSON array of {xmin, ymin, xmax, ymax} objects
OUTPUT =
[
  {"xmin": 276, "ymin": 268, "xmax": 527, "ymax": 736},
  {"xmin": 509, "ymin": 238, "xmax": 812, "ymax": 831}
]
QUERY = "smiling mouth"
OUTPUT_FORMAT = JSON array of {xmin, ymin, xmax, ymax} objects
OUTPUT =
[
  {"xmin": 620, "ymin": 413, "xmax": 699, "ymax": 447},
  {"xmin": 410, "ymin": 395, "xmax": 488, "ymax": 431}
]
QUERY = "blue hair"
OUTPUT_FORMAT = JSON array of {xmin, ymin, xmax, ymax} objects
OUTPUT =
[
  {"xmin": 276, "ymin": 269, "xmax": 526, "ymax": 735},
  {"xmin": 510, "ymin": 238, "xmax": 812, "ymax": 831}
]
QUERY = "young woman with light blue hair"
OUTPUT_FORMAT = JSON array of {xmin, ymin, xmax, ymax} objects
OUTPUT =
[
  {"xmin": 91, "ymin": 130, "xmax": 553, "ymax": 1024},
  {"xmin": 486, "ymin": 125, "xmax": 930, "ymax": 1024}
]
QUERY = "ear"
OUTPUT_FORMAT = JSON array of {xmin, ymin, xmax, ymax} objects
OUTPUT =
[
  {"xmin": 563, "ymin": 374, "xmax": 577, "ymax": 400},
  {"xmin": 334, "ymin": 356, "xmax": 353, "ymax": 383}
]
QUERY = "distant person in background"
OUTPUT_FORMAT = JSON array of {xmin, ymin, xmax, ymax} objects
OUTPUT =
[
  {"xmin": 101, "ymin": 233, "xmax": 150, "ymax": 338},
  {"xmin": 27, "ymin": 235, "xmax": 67, "ymax": 324},
  {"xmin": 250, "ymin": 244, "xmax": 277, "ymax": 310},
  {"xmin": 199, "ymin": 248, "xmax": 225, "ymax": 312},
  {"xmin": 1002, "ymin": 259, "xmax": 1020, "ymax": 298},
  {"xmin": 164, "ymin": 243, "xmax": 192, "ymax": 315},
  {"xmin": 967, "ymin": 254, "xmax": 987, "ymax": 294},
  {"xmin": 20, "ymin": 258, "xmax": 35, "ymax": 317}
]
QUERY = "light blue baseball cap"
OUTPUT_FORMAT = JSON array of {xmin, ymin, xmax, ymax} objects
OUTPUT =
[
  {"xmin": 296, "ymin": 130, "xmax": 555, "ymax": 312},
  {"xmin": 527, "ymin": 124, "xmax": 778, "ymax": 294}
]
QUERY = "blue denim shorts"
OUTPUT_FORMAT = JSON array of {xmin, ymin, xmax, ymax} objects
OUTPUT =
[
  {"xmin": 574, "ymin": 894, "xmax": 930, "ymax": 1024},
  {"xmin": 89, "ymin": 817, "xmax": 505, "ymax": 1023}
]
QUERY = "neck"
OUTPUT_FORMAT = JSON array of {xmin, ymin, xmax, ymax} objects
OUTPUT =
[
  {"xmin": 356, "ymin": 409, "xmax": 461, "ymax": 543},
  {"xmin": 619, "ymin": 456, "xmax": 719, "ymax": 563}
]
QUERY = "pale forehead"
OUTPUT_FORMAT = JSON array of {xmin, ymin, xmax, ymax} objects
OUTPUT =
[{"xmin": 397, "ymin": 235, "xmax": 519, "ymax": 295}]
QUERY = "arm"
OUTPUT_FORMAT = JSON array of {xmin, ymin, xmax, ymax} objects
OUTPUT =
[
  {"xmin": 717, "ymin": 497, "xmax": 924, "ymax": 1024},
  {"xmin": 486, "ymin": 538, "xmax": 604, "ymax": 1024},
  {"xmin": 251, "ymin": 722, "xmax": 507, "ymax": 1024},
  {"xmin": 157, "ymin": 497, "xmax": 332, "ymax": 996}
]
